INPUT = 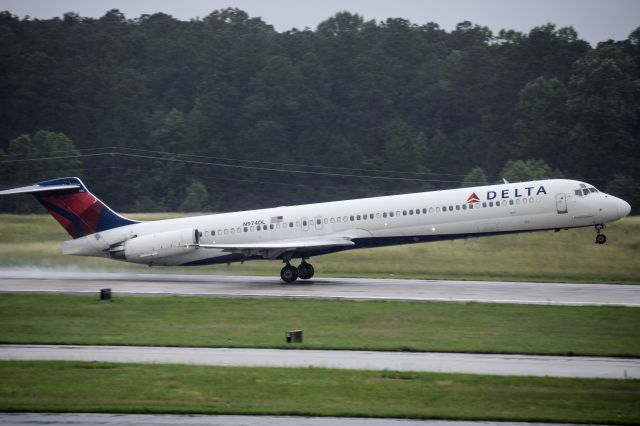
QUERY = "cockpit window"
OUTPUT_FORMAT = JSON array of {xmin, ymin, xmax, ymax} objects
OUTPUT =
[
  {"xmin": 574, "ymin": 190, "xmax": 582, "ymax": 196},
  {"xmin": 589, "ymin": 187, "xmax": 598, "ymax": 193},
  {"xmin": 582, "ymin": 188, "xmax": 590, "ymax": 195}
]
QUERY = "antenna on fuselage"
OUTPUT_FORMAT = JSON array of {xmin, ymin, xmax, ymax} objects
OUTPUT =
[{"xmin": 503, "ymin": 178, "xmax": 509, "ymax": 184}]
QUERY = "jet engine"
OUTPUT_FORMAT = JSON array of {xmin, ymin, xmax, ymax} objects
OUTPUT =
[{"xmin": 109, "ymin": 228, "xmax": 199, "ymax": 262}]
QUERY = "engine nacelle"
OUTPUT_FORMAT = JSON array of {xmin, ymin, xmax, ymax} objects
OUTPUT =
[{"xmin": 110, "ymin": 228, "xmax": 199, "ymax": 263}]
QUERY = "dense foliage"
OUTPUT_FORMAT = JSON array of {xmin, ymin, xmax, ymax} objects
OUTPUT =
[{"xmin": 0, "ymin": 9, "xmax": 638, "ymax": 212}]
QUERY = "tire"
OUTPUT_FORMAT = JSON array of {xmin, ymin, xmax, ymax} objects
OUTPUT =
[
  {"xmin": 298, "ymin": 263, "xmax": 315, "ymax": 280},
  {"xmin": 595, "ymin": 234, "xmax": 607, "ymax": 245},
  {"xmin": 280, "ymin": 264, "xmax": 298, "ymax": 283}
]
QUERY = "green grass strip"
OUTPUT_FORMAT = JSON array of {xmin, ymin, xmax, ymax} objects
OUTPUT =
[
  {"xmin": 1, "ymin": 294, "xmax": 639, "ymax": 357},
  {"xmin": 0, "ymin": 361, "xmax": 638, "ymax": 424}
]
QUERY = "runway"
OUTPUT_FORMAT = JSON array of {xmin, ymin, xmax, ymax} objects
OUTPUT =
[
  {"xmin": 0, "ymin": 268, "xmax": 639, "ymax": 306},
  {"xmin": 1, "ymin": 344, "xmax": 638, "ymax": 379},
  {"xmin": 0, "ymin": 413, "xmax": 593, "ymax": 426}
]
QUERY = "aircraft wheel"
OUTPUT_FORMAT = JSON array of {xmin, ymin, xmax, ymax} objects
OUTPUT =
[
  {"xmin": 298, "ymin": 262, "xmax": 315, "ymax": 280},
  {"xmin": 595, "ymin": 234, "xmax": 607, "ymax": 245},
  {"xmin": 280, "ymin": 264, "xmax": 299, "ymax": 283}
]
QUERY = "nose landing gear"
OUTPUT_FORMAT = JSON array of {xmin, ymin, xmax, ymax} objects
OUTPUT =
[
  {"xmin": 280, "ymin": 259, "xmax": 315, "ymax": 283},
  {"xmin": 595, "ymin": 224, "xmax": 607, "ymax": 244}
]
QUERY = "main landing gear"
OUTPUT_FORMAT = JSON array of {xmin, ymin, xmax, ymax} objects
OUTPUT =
[
  {"xmin": 280, "ymin": 260, "xmax": 315, "ymax": 283},
  {"xmin": 595, "ymin": 224, "xmax": 607, "ymax": 245}
]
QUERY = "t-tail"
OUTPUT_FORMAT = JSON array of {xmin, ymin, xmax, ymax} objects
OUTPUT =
[{"xmin": 0, "ymin": 177, "xmax": 138, "ymax": 238}]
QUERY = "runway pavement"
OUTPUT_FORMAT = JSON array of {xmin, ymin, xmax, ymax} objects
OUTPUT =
[
  {"xmin": 0, "ymin": 268, "xmax": 638, "ymax": 306},
  {"xmin": 0, "ymin": 413, "xmax": 596, "ymax": 426},
  {"xmin": 1, "ymin": 345, "xmax": 638, "ymax": 379}
]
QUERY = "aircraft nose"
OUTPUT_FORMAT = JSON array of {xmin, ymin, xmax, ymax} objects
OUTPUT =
[{"xmin": 618, "ymin": 199, "xmax": 631, "ymax": 218}]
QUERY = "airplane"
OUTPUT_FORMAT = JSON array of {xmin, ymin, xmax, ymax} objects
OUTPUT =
[{"xmin": 0, "ymin": 177, "xmax": 632, "ymax": 282}]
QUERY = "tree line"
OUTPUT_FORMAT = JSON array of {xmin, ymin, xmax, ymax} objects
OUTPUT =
[{"xmin": 0, "ymin": 9, "xmax": 638, "ymax": 213}]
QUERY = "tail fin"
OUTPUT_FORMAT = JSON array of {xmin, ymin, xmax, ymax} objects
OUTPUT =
[{"xmin": 0, "ymin": 177, "xmax": 138, "ymax": 239}]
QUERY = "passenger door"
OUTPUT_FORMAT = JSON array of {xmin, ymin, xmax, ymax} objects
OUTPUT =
[{"xmin": 555, "ymin": 193, "xmax": 568, "ymax": 214}]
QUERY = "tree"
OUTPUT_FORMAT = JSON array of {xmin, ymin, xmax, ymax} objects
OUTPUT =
[
  {"xmin": 0, "ymin": 130, "xmax": 82, "ymax": 212},
  {"xmin": 178, "ymin": 180, "xmax": 210, "ymax": 212},
  {"xmin": 500, "ymin": 159, "xmax": 564, "ymax": 182},
  {"xmin": 461, "ymin": 166, "xmax": 489, "ymax": 187},
  {"xmin": 606, "ymin": 174, "xmax": 639, "ymax": 212},
  {"xmin": 513, "ymin": 77, "xmax": 569, "ymax": 162}
]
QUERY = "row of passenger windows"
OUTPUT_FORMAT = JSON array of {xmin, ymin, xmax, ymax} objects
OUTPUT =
[{"xmin": 205, "ymin": 196, "xmax": 540, "ymax": 237}]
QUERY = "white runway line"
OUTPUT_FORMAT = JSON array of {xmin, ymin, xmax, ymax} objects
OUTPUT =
[{"xmin": 1, "ymin": 345, "xmax": 638, "ymax": 379}]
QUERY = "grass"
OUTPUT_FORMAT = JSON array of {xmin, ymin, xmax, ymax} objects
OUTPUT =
[
  {"xmin": 1, "ymin": 294, "xmax": 639, "ymax": 357},
  {"xmin": 0, "ymin": 361, "xmax": 638, "ymax": 424},
  {"xmin": 0, "ymin": 214, "xmax": 638, "ymax": 283}
]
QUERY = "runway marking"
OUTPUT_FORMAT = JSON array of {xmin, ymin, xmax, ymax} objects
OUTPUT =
[{"xmin": 1, "ymin": 345, "xmax": 638, "ymax": 379}]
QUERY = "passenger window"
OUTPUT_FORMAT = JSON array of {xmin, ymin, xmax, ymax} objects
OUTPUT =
[
  {"xmin": 469, "ymin": 204, "xmax": 473, "ymax": 209},
  {"xmin": 276, "ymin": 223, "xmax": 280, "ymax": 229},
  {"xmin": 211, "ymin": 230, "xmax": 216, "ymax": 236},
  {"xmin": 462, "ymin": 204, "xmax": 467, "ymax": 210},
  {"xmin": 336, "ymin": 217, "xmax": 341, "ymax": 223},
  {"xmin": 529, "ymin": 197, "xmax": 534, "ymax": 203},
  {"xmin": 442, "ymin": 206, "xmax": 446, "ymax": 211},
  {"xmin": 449, "ymin": 206, "xmax": 453, "ymax": 211},
  {"xmin": 231, "ymin": 228, "xmax": 235, "ymax": 234},
  {"xmin": 243, "ymin": 227, "xmax": 248, "ymax": 233},
  {"xmin": 256, "ymin": 227, "xmax": 260, "ymax": 232},
  {"xmin": 516, "ymin": 199, "xmax": 521, "ymax": 205},
  {"xmin": 296, "ymin": 221, "xmax": 300, "ymax": 227},
  {"xmin": 357, "ymin": 215, "xmax": 361, "ymax": 220},
  {"xmin": 303, "ymin": 220, "xmax": 307, "ymax": 226},
  {"xmin": 263, "ymin": 225, "xmax": 267, "ymax": 230},
  {"xmin": 496, "ymin": 201, "xmax": 500, "ymax": 206},
  {"xmin": 270, "ymin": 224, "xmax": 274, "ymax": 230},
  {"xmin": 403, "ymin": 210, "xmax": 407, "ymax": 216},
  {"xmin": 509, "ymin": 200, "xmax": 514, "ymax": 205},
  {"xmin": 370, "ymin": 214, "xmax": 374, "ymax": 219},
  {"xmin": 350, "ymin": 216, "xmax": 355, "ymax": 221},
  {"xmin": 343, "ymin": 216, "xmax": 348, "ymax": 222},
  {"xmin": 396, "ymin": 211, "xmax": 401, "ymax": 217},
  {"xmin": 422, "ymin": 208, "xmax": 427, "ymax": 214},
  {"xmin": 482, "ymin": 203, "xmax": 487, "ymax": 208},
  {"xmin": 389, "ymin": 212, "xmax": 394, "ymax": 217},
  {"xmin": 436, "ymin": 207, "xmax": 441, "ymax": 213},
  {"xmin": 489, "ymin": 202, "xmax": 493, "ymax": 207},
  {"xmin": 376, "ymin": 213, "xmax": 381, "ymax": 219},
  {"xmin": 329, "ymin": 218, "xmax": 334, "ymax": 223},
  {"xmin": 317, "ymin": 219, "xmax": 321, "ymax": 225},
  {"xmin": 324, "ymin": 218, "xmax": 328, "ymax": 224},
  {"xmin": 523, "ymin": 198, "xmax": 528, "ymax": 204},
  {"xmin": 456, "ymin": 205, "xmax": 460, "ymax": 211},
  {"xmin": 289, "ymin": 222, "xmax": 294, "ymax": 228},
  {"xmin": 217, "ymin": 229, "xmax": 222, "ymax": 235},
  {"xmin": 362, "ymin": 214, "xmax": 367, "ymax": 220},
  {"xmin": 250, "ymin": 226, "xmax": 255, "ymax": 231},
  {"xmin": 409, "ymin": 210, "xmax": 413, "ymax": 215},
  {"xmin": 429, "ymin": 207, "xmax": 433, "ymax": 213}
]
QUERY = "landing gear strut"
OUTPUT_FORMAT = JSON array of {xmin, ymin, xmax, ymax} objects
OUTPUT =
[
  {"xmin": 280, "ymin": 260, "xmax": 315, "ymax": 283},
  {"xmin": 595, "ymin": 224, "xmax": 607, "ymax": 245}
]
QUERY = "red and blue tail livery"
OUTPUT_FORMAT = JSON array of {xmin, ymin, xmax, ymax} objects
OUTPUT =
[{"xmin": 0, "ymin": 177, "xmax": 137, "ymax": 239}]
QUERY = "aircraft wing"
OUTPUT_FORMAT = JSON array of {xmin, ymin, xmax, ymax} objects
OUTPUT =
[{"xmin": 188, "ymin": 236, "xmax": 355, "ymax": 260}]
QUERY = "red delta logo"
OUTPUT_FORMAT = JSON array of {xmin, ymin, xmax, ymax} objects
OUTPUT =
[{"xmin": 467, "ymin": 192, "xmax": 480, "ymax": 203}]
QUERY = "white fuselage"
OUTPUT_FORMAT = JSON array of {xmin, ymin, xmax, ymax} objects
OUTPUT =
[{"xmin": 61, "ymin": 179, "xmax": 630, "ymax": 266}]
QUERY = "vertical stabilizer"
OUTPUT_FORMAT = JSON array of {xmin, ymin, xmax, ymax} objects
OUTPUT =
[{"xmin": 0, "ymin": 177, "xmax": 138, "ymax": 238}]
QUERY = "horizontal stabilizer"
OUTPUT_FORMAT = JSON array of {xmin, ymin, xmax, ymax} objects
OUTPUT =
[{"xmin": 0, "ymin": 183, "xmax": 81, "ymax": 195}]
